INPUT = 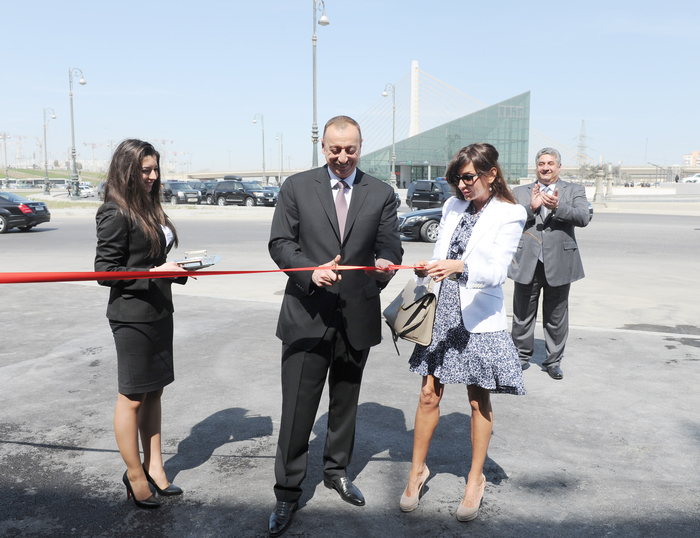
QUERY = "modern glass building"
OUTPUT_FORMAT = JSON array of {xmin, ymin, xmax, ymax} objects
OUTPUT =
[{"xmin": 359, "ymin": 91, "xmax": 530, "ymax": 186}]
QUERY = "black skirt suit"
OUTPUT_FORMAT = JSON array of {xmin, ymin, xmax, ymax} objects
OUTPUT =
[{"xmin": 95, "ymin": 202, "xmax": 186, "ymax": 395}]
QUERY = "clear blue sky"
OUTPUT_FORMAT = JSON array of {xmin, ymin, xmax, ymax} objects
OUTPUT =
[{"xmin": 1, "ymin": 0, "xmax": 697, "ymax": 173}]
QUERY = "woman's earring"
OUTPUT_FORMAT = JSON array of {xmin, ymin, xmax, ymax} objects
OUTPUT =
[{"xmin": 489, "ymin": 186, "xmax": 493, "ymax": 192}]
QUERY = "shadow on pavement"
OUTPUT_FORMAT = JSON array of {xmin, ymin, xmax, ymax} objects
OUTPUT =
[
  {"xmin": 164, "ymin": 407, "xmax": 273, "ymax": 481},
  {"xmin": 301, "ymin": 402, "xmax": 507, "ymax": 508}
]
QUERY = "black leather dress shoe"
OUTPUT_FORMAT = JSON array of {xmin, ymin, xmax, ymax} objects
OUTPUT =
[
  {"xmin": 547, "ymin": 365, "xmax": 563, "ymax": 380},
  {"xmin": 324, "ymin": 477, "xmax": 365, "ymax": 506},
  {"xmin": 269, "ymin": 501, "xmax": 297, "ymax": 537}
]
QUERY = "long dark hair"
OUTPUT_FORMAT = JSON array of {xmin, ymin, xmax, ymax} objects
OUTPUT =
[
  {"xmin": 103, "ymin": 139, "xmax": 178, "ymax": 257},
  {"xmin": 445, "ymin": 143, "xmax": 516, "ymax": 204}
]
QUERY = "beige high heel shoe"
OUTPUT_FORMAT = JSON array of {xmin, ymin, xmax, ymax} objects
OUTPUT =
[
  {"xmin": 399, "ymin": 465, "xmax": 430, "ymax": 512},
  {"xmin": 456, "ymin": 473, "xmax": 485, "ymax": 522}
]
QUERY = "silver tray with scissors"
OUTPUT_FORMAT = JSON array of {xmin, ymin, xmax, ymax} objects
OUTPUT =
[{"xmin": 173, "ymin": 250, "xmax": 221, "ymax": 271}]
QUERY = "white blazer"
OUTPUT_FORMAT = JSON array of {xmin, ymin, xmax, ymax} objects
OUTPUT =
[{"xmin": 418, "ymin": 196, "xmax": 526, "ymax": 333}]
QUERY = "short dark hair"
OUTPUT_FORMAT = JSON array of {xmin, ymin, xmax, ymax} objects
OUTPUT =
[
  {"xmin": 323, "ymin": 115, "xmax": 362, "ymax": 140},
  {"xmin": 445, "ymin": 143, "xmax": 516, "ymax": 204}
]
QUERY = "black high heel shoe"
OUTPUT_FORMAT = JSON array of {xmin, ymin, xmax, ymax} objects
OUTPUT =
[
  {"xmin": 122, "ymin": 471, "xmax": 160, "ymax": 509},
  {"xmin": 142, "ymin": 464, "xmax": 183, "ymax": 496}
]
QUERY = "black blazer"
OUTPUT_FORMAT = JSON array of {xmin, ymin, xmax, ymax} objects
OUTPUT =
[
  {"xmin": 269, "ymin": 166, "xmax": 402, "ymax": 351},
  {"xmin": 95, "ymin": 202, "xmax": 185, "ymax": 322}
]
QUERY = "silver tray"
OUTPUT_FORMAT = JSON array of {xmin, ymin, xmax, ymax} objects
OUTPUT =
[{"xmin": 173, "ymin": 251, "xmax": 221, "ymax": 271}]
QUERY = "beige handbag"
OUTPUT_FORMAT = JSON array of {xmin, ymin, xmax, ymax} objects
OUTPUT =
[{"xmin": 383, "ymin": 278, "xmax": 436, "ymax": 353}]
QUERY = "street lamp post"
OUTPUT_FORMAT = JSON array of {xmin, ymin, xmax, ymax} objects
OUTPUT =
[
  {"xmin": 276, "ymin": 133, "xmax": 283, "ymax": 185},
  {"xmin": 593, "ymin": 165, "xmax": 605, "ymax": 203},
  {"xmin": 43, "ymin": 108, "xmax": 57, "ymax": 195},
  {"xmin": 68, "ymin": 67, "xmax": 86, "ymax": 198},
  {"xmin": 253, "ymin": 113, "xmax": 266, "ymax": 185},
  {"xmin": 382, "ymin": 83, "xmax": 397, "ymax": 186},
  {"xmin": 1, "ymin": 133, "xmax": 9, "ymax": 188},
  {"xmin": 311, "ymin": 0, "xmax": 329, "ymax": 168}
]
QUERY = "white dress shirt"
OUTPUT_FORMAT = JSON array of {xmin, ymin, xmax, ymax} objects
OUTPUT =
[
  {"xmin": 328, "ymin": 167, "xmax": 357, "ymax": 206},
  {"xmin": 160, "ymin": 224, "xmax": 174, "ymax": 247},
  {"xmin": 538, "ymin": 181, "xmax": 558, "ymax": 262}
]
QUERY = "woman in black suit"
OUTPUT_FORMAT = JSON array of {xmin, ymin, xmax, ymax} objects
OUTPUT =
[{"xmin": 95, "ymin": 139, "xmax": 187, "ymax": 509}]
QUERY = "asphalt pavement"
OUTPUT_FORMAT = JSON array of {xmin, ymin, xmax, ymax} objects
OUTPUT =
[{"xmin": 1, "ymin": 202, "xmax": 699, "ymax": 538}]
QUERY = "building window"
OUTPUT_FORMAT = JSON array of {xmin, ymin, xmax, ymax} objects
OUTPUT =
[
  {"xmin": 498, "ymin": 105, "xmax": 524, "ymax": 118},
  {"xmin": 411, "ymin": 166, "xmax": 427, "ymax": 182}
]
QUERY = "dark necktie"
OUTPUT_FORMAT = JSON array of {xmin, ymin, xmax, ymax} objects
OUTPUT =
[{"xmin": 335, "ymin": 180, "xmax": 348, "ymax": 237}]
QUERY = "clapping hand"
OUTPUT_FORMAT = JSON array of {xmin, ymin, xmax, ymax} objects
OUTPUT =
[
  {"xmin": 540, "ymin": 187, "xmax": 559, "ymax": 211},
  {"xmin": 530, "ymin": 183, "xmax": 543, "ymax": 212}
]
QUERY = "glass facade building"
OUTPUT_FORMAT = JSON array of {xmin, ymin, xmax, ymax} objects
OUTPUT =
[{"xmin": 359, "ymin": 91, "xmax": 530, "ymax": 185}]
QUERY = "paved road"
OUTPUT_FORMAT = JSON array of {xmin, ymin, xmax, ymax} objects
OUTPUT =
[{"xmin": 1, "ymin": 208, "xmax": 699, "ymax": 537}]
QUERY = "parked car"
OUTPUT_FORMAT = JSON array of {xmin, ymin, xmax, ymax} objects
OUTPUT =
[
  {"xmin": 161, "ymin": 181, "xmax": 202, "ymax": 205},
  {"xmin": 406, "ymin": 180, "xmax": 452, "ymax": 209},
  {"xmin": 263, "ymin": 186, "xmax": 280, "ymax": 205},
  {"xmin": 189, "ymin": 180, "xmax": 218, "ymax": 204},
  {"xmin": 399, "ymin": 200, "xmax": 592, "ymax": 243},
  {"xmin": 681, "ymin": 174, "xmax": 700, "ymax": 183},
  {"xmin": 0, "ymin": 191, "xmax": 51, "ymax": 233},
  {"xmin": 397, "ymin": 207, "xmax": 442, "ymax": 242},
  {"xmin": 79, "ymin": 183, "xmax": 95, "ymax": 197},
  {"xmin": 393, "ymin": 192, "xmax": 401, "ymax": 209},
  {"xmin": 211, "ymin": 179, "xmax": 276, "ymax": 206}
]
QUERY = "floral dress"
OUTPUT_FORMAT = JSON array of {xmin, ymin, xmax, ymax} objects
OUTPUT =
[{"xmin": 409, "ymin": 201, "xmax": 526, "ymax": 395}]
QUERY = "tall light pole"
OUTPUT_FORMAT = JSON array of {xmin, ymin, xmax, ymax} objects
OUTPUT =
[
  {"xmin": 253, "ymin": 113, "xmax": 266, "ymax": 184},
  {"xmin": 43, "ymin": 108, "xmax": 57, "ymax": 195},
  {"xmin": 1, "ymin": 133, "xmax": 10, "ymax": 188},
  {"xmin": 276, "ymin": 132, "xmax": 283, "ymax": 185},
  {"xmin": 382, "ymin": 83, "xmax": 397, "ymax": 186},
  {"xmin": 617, "ymin": 159, "xmax": 623, "ymax": 184},
  {"xmin": 68, "ymin": 67, "xmax": 86, "ymax": 198},
  {"xmin": 311, "ymin": 0, "xmax": 329, "ymax": 168}
]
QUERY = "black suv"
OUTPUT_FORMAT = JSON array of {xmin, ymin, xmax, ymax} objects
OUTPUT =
[
  {"xmin": 406, "ymin": 180, "xmax": 452, "ymax": 209},
  {"xmin": 161, "ymin": 181, "xmax": 202, "ymax": 205},
  {"xmin": 211, "ymin": 178, "xmax": 276, "ymax": 207},
  {"xmin": 189, "ymin": 180, "xmax": 218, "ymax": 205}
]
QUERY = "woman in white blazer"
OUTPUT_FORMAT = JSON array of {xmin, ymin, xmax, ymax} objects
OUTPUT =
[{"xmin": 399, "ymin": 143, "xmax": 526, "ymax": 522}]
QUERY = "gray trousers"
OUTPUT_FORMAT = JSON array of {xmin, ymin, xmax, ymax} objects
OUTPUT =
[{"xmin": 511, "ymin": 261, "xmax": 570, "ymax": 367}]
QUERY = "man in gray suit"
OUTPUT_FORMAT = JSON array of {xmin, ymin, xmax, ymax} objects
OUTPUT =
[{"xmin": 508, "ymin": 148, "xmax": 590, "ymax": 380}]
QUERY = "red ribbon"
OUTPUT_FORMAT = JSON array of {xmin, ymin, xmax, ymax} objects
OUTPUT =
[{"xmin": 0, "ymin": 265, "xmax": 418, "ymax": 285}]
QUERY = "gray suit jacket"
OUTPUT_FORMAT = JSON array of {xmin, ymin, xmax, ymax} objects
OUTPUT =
[
  {"xmin": 269, "ymin": 165, "xmax": 402, "ymax": 351},
  {"xmin": 507, "ymin": 179, "xmax": 589, "ymax": 287}
]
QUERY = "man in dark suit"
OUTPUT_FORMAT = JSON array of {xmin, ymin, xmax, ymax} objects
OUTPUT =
[
  {"xmin": 267, "ymin": 116, "xmax": 402, "ymax": 536},
  {"xmin": 508, "ymin": 148, "xmax": 590, "ymax": 380}
]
